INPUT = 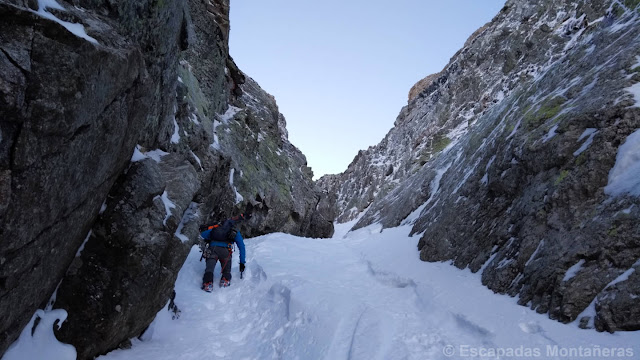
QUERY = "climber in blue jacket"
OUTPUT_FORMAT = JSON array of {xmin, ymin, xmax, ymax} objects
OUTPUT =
[{"xmin": 199, "ymin": 214, "xmax": 248, "ymax": 291}]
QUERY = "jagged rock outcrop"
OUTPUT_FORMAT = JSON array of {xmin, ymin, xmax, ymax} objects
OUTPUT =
[
  {"xmin": 407, "ymin": 23, "xmax": 491, "ymax": 103},
  {"xmin": 408, "ymin": 72, "xmax": 442, "ymax": 103},
  {"xmin": 0, "ymin": 0, "xmax": 332, "ymax": 358},
  {"xmin": 216, "ymin": 75, "xmax": 336, "ymax": 237},
  {"xmin": 320, "ymin": 0, "xmax": 640, "ymax": 331}
]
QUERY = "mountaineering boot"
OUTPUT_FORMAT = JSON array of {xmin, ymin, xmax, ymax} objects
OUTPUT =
[
  {"xmin": 219, "ymin": 278, "xmax": 230, "ymax": 288},
  {"xmin": 203, "ymin": 282, "xmax": 213, "ymax": 292}
]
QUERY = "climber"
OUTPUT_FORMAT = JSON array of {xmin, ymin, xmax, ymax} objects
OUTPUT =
[{"xmin": 199, "ymin": 214, "xmax": 249, "ymax": 292}]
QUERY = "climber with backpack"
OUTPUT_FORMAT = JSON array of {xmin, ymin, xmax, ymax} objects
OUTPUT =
[{"xmin": 199, "ymin": 213, "xmax": 249, "ymax": 292}]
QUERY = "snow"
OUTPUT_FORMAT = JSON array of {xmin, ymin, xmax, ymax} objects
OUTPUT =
[
  {"xmin": 575, "ymin": 297, "xmax": 597, "ymax": 329},
  {"xmin": 577, "ymin": 128, "xmax": 597, "ymax": 142},
  {"xmin": 229, "ymin": 168, "xmax": 244, "ymax": 204},
  {"xmin": 211, "ymin": 133, "xmax": 221, "ymax": 150},
  {"xmin": 445, "ymin": 120, "xmax": 470, "ymax": 144},
  {"xmin": 39, "ymin": 0, "xmax": 64, "ymax": 10},
  {"xmin": 75, "ymin": 230, "xmax": 92, "ymax": 257},
  {"xmin": 7, "ymin": 221, "xmax": 640, "ymax": 360},
  {"xmin": 605, "ymin": 260, "xmax": 640, "ymax": 289},
  {"xmin": 479, "ymin": 246, "xmax": 499, "ymax": 274},
  {"xmin": 497, "ymin": 258, "xmax": 514, "ymax": 269},
  {"xmin": 174, "ymin": 203, "xmax": 198, "ymax": 243},
  {"xmin": 218, "ymin": 106, "xmax": 241, "ymax": 123},
  {"xmin": 131, "ymin": 145, "xmax": 169, "ymax": 163},
  {"xmin": 44, "ymin": 281, "xmax": 62, "ymax": 312},
  {"xmin": 189, "ymin": 113, "xmax": 200, "ymax": 125},
  {"xmin": 485, "ymin": 155, "xmax": 496, "ymax": 171},
  {"xmin": 627, "ymin": 82, "xmax": 640, "ymax": 108},
  {"xmin": 155, "ymin": 191, "xmax": 176, "ymax": 226},
  {"xmin": 99, "ymin": 201, "xmax": 107, "ymax": 214},
  {"xmin": 506, "ymin": 118, "xmax": 521, "ymax": 139},
  {"xmin": 146, "ymin": 149, "xmax": 170, "ymax": 162},
  {"xmin": 481, "ymin": 155, "xmax": 496, "ymax": 185},
  {"xmin": 401, "ymin": 162, "xmax": 451, "ymax": 225},
  {"xmin": 2, "ymin": 309, "xmax": 76, "ymax": 360},
  {"xmin": 189, "ymin": 150, "xmax": 203, "ymax": 170},
  {"xmin": 34, "ymin": 0, "xmax": 97, "ymax": 44},
  {"xmin": 573, "ymin": 128, "xmax": 598, "ymax": 156},
  {"xmin": 210, "ymin": 107, "xmax": 239, "ymax": 150},
  {"xmin": 562, "ymin": 259, "xmax": 585, "ymax": 282},
  {"xmin": 130, "ymin": 146, "xmax": 146, "ymax": 162},
  {"xmin": 604, "ymin": 128, "xmax": 640, "ymax": 196},
  {"xmin": 525, "ymin": 240, "xmax": 544, "ymax": 267},
  {"xmin": 608, "ymin": 16, "xmax": 636, "ymax": 34},
  {"xmin": 452, "ymin": 156, "xmax": 481, "ymax": 194},
  {"xmin": 170, "ymin": 118, "xmax": 180, "ymax": 144},
  {"xmin": 561, "ymin": 15, "xmax": 587, "ymax": 52},
  {"xmin": 542, "ymin": 124, "xmax": 559, "ymax": 143},
  {"xmin": 480, "ymin": 173, "xmax": 488, "ymax": 185}
]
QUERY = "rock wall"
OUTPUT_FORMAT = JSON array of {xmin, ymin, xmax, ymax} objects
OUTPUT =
[
  {"xmin": 0, "ymin": 0, "xmax": 333, "ymax": 358},
  {"xmin": 0, "ymin": 0, "xmax": 160, "ymax": 355},
  {"xmin": 319, "ymin": 0, "xmax": 640, "ymax": 331}
]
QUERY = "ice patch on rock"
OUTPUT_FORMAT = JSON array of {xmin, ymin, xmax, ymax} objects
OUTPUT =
[
  {"xmin": 562, "ymin": 259, "xmax": 585, "ymax": 282},
  {"xmin": 34, "ymin": 0, "xmax": 97, "ymax": 44},
  {"xmin": 573, "ymin": 128, "xmax": 598, "ymax": 156},
  {"xmin": 604, "ymin": 129, "xmax": 640, "ymax": 196}
]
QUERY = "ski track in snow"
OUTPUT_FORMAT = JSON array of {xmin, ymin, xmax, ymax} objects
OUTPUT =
[{"xmin": 8, "ymin": 222, "xmax": 640, "ymax": 360}]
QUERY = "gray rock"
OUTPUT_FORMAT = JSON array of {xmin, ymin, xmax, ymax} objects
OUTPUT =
[
  {"xmin": 594, "ymin": 263, "xmax": 640, "ymax": 332},
  {"xmin": 0, "ymin": 2, "xmax": 151, "ymax": 354},
  {"xmin": 212, "ymin": 75, "xmax": 335, "ymax": 238}
]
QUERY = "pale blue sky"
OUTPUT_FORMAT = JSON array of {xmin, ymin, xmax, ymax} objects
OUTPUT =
[{"xmin": 229, "ymin": 0, "xmax": 505, "ymax": 178}]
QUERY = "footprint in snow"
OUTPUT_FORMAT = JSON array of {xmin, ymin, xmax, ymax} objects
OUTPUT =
[
  {"xmin": 519, "ymin": 321, "xmax": 557, "ymax": 344},
  {"xmin": 366, "ymin": 261, "xmax": 416, "ymax": 288}
]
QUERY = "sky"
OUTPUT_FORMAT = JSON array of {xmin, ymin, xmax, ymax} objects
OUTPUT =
[{"xmin": 229, "ymin": 0, "xmax": 506, "ymax": 179}]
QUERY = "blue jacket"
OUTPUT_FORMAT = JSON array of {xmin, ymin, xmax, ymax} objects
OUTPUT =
[{"xmin": 200, "ymin": 229, "xmax": 246, "ymax": 264}]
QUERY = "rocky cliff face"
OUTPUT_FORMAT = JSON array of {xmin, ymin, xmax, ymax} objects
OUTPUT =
[
  {"xmin": 319, "ymin": 0, "xmax": 640, "ymax": 332},
  {"xmin": 0, "ymin": 0, "xmax": 332, "ymax": 358}
]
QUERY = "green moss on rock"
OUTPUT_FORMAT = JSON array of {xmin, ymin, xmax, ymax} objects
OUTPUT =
[
  {"xmin": 624, "ymin": 0, "xmax": 640, "ymax": 10},
  {"xmin": 524, "ymin": 96, "xmax": 566, "ymax": 130},
  {"xmin": 417, "ymin": 135, "xmax": 452, "ymax": 166},
  {"xmin": 554, "ymin": 169, "xmax": 569, "ymax": 185},
  {"xmin": 433, "ymin": 136, "xmax": 452, "ymax": 153},
  {"xmin": 178, "ymin": 64, "xmax": 211, "ymax": 119}
]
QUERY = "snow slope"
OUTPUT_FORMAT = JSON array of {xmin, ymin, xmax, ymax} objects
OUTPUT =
[{"xmin": 6, "ymin": 221, "xmax": 640, "ymax": 360}]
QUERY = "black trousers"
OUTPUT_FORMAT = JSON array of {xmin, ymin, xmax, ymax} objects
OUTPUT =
[{"xmin": 203, "ymin": 246, "xmax": 232, "ymax": 283}]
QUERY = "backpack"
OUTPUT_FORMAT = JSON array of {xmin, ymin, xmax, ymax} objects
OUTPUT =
[{"xmin": 207, "ymin": 219, "xmax": 237, "ymax": 243}]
